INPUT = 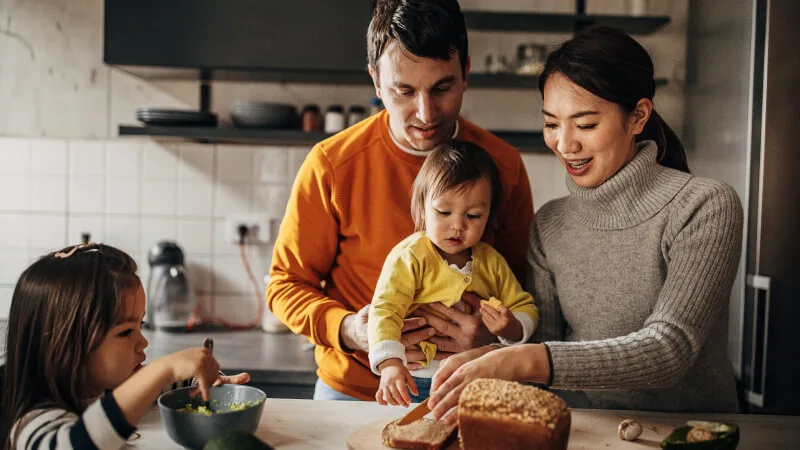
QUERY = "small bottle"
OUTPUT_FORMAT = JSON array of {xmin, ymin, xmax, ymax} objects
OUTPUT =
[
  {"xmin": 347, "ymin": 105, "xmax": 366, "ymax": 127},
  {"xmin": 368, "ymin": 97, "xmax": 383, "ymax": 116},
  {"xmin": 324, "ymin": 105, "xmax": 346, "ymax": 134},
  {"xmin": 301, "ymin": 104, "xmax": 323, "ymax": 132}
]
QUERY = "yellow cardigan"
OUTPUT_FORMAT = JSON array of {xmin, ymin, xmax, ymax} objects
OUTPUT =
[{"xmin": 368, "ymin": 232, "xmax": 538, "ymax": 374}]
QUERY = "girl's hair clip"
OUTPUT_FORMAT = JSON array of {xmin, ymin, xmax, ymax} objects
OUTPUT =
[
  {"xmin": 54, "ymin": 243, "xmax": 101, "ymax": 259},
  {"xmin": 54, "ymin": 245, "xmax": 82, "ymax": 259}
]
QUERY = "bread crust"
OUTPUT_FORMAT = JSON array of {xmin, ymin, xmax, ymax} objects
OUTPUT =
[{"xmin": 458, "ymin": 409, "xmax": 570, "ymax": 450}]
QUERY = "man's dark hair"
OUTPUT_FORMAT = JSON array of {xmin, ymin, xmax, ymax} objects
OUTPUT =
[{"xmin": 367, "ymin": 0, "xmax": 468, "ymax": 81}]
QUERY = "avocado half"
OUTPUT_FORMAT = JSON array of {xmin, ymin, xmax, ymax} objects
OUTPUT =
[{"xmin": 661, "ymin": 421, "xmax": 739, "ymax": 450}]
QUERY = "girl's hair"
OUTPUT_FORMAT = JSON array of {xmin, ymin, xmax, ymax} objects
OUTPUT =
[
  {"xmin": 538, "ymin": 26, "xmax": 690, "ymax": 173},
  {"xmin": 0, "ymin": 244, "xmax": 140, "ymax": 446},
  {"xmin": 411, "ymin": 139, "xmax": 502, "ymax": 233}
]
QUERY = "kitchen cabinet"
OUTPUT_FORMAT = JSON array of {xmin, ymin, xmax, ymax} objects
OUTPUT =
[{"xmin": 106, "ymin": 0, "xmax": 670, "ymax": 150}]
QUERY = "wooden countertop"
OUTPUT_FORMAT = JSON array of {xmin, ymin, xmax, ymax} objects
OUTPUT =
[{"xmin": 134, "ymin": 398, "xmax": 800, "ymax": 449}]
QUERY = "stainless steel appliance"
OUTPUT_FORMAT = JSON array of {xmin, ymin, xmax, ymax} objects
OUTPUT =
[
  {"xmin": 685, "ymin": 0, "xmax": 800, "ymax": 414},
  {"xmin": 145, "ymin": 241, "xmax": 197, "ymax": 332}
]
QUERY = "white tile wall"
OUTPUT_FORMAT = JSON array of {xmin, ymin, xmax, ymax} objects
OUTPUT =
[{"xmin": 0, "ymin": 0, "xmax": 689, "ymax": 318}]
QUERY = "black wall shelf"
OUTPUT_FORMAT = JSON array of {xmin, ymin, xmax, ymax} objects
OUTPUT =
[
  {"xmin": 113, "ymin": 66, "xmax": 668, "ymax": 90},
  {"xmin": 463, "ymin": 11, "xmax": 670, "ymax": 34},
  {"xmin": 118, "ymin": 125, "xmax": 550, "ymax": 153}
]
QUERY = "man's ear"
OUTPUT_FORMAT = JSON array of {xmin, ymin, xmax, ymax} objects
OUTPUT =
[
  {"xmin": 630, "ymin": 98, "xmax": 653, "ymax": 135},
  {"xmin": 368, "ymin": 65, "xmax": 382, "ymax": 99}
]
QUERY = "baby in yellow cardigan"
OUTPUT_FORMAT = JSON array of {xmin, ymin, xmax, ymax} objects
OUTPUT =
[{"xmin": 368, "ymin": 140, "xmax": 538, "ymax": 407}]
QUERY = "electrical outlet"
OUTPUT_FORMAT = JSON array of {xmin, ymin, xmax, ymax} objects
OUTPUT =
[{"xmin": 225, "ymin": 214, "xmax": 271, "ymax": 244}]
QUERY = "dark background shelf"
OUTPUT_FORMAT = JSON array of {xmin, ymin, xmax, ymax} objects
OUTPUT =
[
  {"xmin": 113, "ymin": 66, "xmax": 667, "ymax": 90},
  {"xmin": 463, "ymin": 11, "xmax": 670, "ymax": 34},
  {"xmin": 105, "ymin": 1, "xmax": 671, "ymax": 87},
  {"xmin": 118, "ymin": 125, "xmax": 549, "ymax": 153}
]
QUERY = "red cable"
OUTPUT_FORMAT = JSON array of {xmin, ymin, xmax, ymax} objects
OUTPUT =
[{"xmin": 186, "ymin": 242, "xmax": 265, "ymax": 331}]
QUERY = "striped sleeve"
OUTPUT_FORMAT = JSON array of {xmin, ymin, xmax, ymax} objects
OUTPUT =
[{"xmin": 12, "ymin": 392, "xmax": 136, "ymax": 450}]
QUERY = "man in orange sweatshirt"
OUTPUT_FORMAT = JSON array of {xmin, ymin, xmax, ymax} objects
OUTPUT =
[{"xmin": 267, "ymin": 0, "xmax": 534, "ymax": 401}]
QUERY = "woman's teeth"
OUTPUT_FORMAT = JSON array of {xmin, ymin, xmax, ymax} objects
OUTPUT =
[{"xmin": 566, "ymin": 158, "xmax": 592, "ymax": 169}]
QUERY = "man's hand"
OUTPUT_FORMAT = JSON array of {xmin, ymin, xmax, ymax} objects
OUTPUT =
[
  {"xmin": 340, "ymin": 305, "xmax": 434, "ymax": 359},
  {"xmin": 340, "ymin": 305, "xmax": 369, "ymax": 352},
  {"xmin": 413, "ymin": 292, "xmax": 496, "ymax": 356}
]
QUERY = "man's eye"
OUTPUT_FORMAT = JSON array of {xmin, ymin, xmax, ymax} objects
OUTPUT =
[
  {"xmin": 398, "ymin": 90, "xmax": 414, "ymax": 97},
  {"xmin": 434, "ymin": 85, "xmax": 451, "ymax": 93},
  {"xmin": 544, "ymin": 123, "xmax": 558, "ymax": 129}
]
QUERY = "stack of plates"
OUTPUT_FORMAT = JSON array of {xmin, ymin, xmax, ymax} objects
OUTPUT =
[
  {"xmin": 230, "ymin": 101, "xmax": 298, "ymax": 129},
  {"xmin": 136, "ymin": 108, "xmax": 217, "ymax": 127}
]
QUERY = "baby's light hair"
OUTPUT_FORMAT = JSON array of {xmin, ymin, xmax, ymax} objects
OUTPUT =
[{"xmin": 410, "ymin": 139, "xmax": 502, "ymax": 233}]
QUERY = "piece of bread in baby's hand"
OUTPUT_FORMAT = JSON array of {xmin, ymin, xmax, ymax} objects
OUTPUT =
[
  {"xmin": 381, "ymin": 417, "xmax": 457, "ymax": 450},
  {"xmin": 458, "ymin": 378, "xmax": 571, "ymax": 450},
  {"xmin": 480, "ymin": 297, "xmax": 504, "ymax": 310}
]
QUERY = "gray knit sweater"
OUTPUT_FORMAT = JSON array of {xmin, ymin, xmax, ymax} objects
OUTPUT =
[{"xmin": 529, "ymin": 141, "xmax": 743, "ymax": 413}]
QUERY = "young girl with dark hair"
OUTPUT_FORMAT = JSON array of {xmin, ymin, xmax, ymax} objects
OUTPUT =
[{"xmin": 0, "ymin": 243, "xmax": 249, "ymax": 449}]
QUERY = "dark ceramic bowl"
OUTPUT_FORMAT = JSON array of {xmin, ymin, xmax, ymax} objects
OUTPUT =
[{"xmin": 157, "ymin": 384, "xmax": 267, "ymax": 449}]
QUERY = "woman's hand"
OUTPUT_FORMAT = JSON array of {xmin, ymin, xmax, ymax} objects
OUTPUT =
[{"xmin": 429, "ymin": 344, "xmax": 550, "ymax": 425}]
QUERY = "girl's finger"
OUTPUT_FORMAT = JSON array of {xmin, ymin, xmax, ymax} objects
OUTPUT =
[
  {"xmin": 405, "ymin": 371, "xmax": 419, "ymax": 397},
  {"xmin": 395, "ymin": 379, "xmax": 412, "ymax": 406},
  {"xmin": 480, "ymin": 304, "xmax": 499, "ymax": 321},
  {"xmin": 376, "ymin": 389, "xmax": 386, "ymax": 405}
]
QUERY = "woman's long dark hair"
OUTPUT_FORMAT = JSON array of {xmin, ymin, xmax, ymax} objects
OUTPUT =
[
  {"xmin": 539, "ymin": 26, "xmax": 690, "ymax": 173},
  {"xmin": 0, "ymin": 244, "xmax": 140, "ymax": 448}
]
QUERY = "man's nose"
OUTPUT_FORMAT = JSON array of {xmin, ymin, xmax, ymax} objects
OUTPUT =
[{"xmin": 415, "ymin": 92, "xmax": 437, "ymax": 124}]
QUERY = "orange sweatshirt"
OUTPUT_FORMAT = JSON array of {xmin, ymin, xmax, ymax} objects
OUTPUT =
[{"xmin": 267, "ymin": 111, "xmax": 534, "ymax": 400}]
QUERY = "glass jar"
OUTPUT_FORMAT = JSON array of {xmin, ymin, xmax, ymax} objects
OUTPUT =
[
  {"xmin": 301, "ymin": 104, "xmax": 323, "ymax": 132},
  {"xmin": 324, "ymin": 104, "xmax": 346, "ymax": 133},
  {"xmin": 347, "ymin": 105, "xmax": 366, "ymax": 127}
]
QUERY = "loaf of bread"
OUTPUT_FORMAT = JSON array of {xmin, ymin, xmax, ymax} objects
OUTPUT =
[
  {"xmin": 381, "ymin": 417, "xmax": 458, "ymax": 450},
  {"xmin": 458, "ymin": 378, "xmax": 571, "ymax": 450}
]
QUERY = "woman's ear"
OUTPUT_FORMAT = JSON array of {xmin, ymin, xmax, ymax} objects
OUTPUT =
[{"xmin": 630, "ymin": 98, "xmax": 653, "ymax": 135}]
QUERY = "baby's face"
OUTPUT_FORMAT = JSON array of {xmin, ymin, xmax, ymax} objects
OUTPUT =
[
  {"xmin": 424, "ymin": 178, "xmax": 491, "ymax": 263},
  {"xmin": 86, "ymin": 283, "xmax": 148, "ymax": 395}
]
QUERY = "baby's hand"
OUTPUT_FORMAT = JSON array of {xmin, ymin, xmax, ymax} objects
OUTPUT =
[
  {"xmin": 164, "ymin": 347, "xmax": 220, "ymax": 400},
  {"xmin": 376, "ymin": 359, "xmax": 417, "ymax": 407},
  {"xmin": 480, "ymin": 301, "xmax": 522, "ymax": 342}
]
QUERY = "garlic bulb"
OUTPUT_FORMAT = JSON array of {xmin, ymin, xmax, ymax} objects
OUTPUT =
[{"xmin": 618, "ymin": 419, "xmax": 643, "ymax": 441}]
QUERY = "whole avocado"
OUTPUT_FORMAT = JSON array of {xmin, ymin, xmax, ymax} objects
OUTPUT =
[{"xmin": 202, "ymin": 430, "xmax": 275, "ymax": 450}]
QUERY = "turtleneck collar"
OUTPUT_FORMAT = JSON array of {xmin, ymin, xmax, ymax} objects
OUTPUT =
[{"xmin": 565, "ymin": 140, "xmax": 692, "ymax": 230}]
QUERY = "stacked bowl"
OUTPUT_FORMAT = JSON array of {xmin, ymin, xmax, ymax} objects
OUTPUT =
[{"xmin": 230, "ymin": 101, "xmax": 298, "ymax": 129}]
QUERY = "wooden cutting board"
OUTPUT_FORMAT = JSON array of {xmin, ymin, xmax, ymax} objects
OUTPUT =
[{"xmin": 347, "ymin": 410, "xmax": 673, "ymax": 449}]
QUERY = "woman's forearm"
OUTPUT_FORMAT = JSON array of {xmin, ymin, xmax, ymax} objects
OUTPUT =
[{"xmin": 511, "ymin": 344, "xmax": 551, "ymax": 384}]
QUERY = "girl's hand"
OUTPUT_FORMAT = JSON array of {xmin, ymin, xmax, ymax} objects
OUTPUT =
[
  {"xmin": 166, "ymin": 347, "xmax": 220, "ymax": 401},
  {"xmin": 376, "ymin": 359, "xmax": 417, "ymax": 407},
  {"xmin": 480, "ymin": 303, "xmax": 522, "ymax": 341},
  {"xmin": 213, "ymin": 372, "xmax": 251, "ymax": 386},
  {"xmin": 429, "ymin": 345, "xmax": 547, "ymax": 425}
]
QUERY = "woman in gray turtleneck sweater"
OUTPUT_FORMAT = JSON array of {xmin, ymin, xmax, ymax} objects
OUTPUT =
[{"xmin": 427, "ymin": 27, "xmax": 743, "ymax": 422}]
